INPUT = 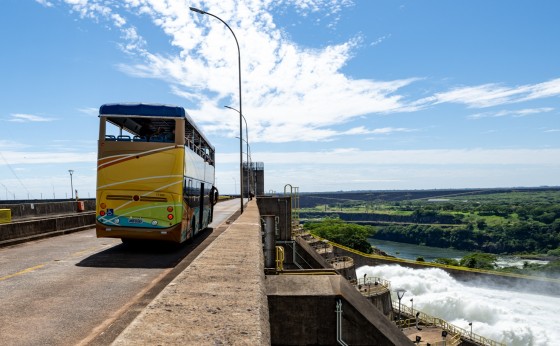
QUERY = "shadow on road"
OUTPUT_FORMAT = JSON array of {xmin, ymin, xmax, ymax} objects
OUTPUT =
[{"xmin": 76, "ymin": 228, "xmax": 214, "ymax": 269}]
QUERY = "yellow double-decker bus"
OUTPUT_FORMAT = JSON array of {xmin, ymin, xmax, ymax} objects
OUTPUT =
[{"xmin": 96, "ymin": 103, "xmax": 217, "ymax": 243}]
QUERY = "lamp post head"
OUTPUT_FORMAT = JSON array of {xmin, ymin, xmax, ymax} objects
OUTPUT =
[
  {"xmin": 189, "ymin": 7, "xmax": 206, "ymax": 14},
  {"xmin": 396, "ymin": 288, "xmax": 406, "ymax": 300}
]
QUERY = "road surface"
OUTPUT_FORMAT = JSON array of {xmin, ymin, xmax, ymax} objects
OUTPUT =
[{"xmin": 0, "ymin": 199, "xmax": 241, "ymax": 345}]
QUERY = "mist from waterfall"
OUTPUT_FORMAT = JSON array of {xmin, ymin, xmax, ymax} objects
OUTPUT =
[{"xmin": 357, "ymin": 264, "xmax": 559, "ymax": 346}]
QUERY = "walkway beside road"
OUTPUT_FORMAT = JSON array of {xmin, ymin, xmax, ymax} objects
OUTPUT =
[{"xmin": 112, "ymin": 199, "xmax": 270, "ymax": 345}]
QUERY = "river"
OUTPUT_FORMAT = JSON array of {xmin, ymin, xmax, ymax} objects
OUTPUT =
[
  {"xmin": 357, "ymin": 264, "xmax": 559, "ymax": 346},
  {"xmin": 368, "ymin": 238, "xmax": 549, "ymax": 268},
  {"xmin": 368, "ymin": 238, "xmax": 470, "ymax": 262}
]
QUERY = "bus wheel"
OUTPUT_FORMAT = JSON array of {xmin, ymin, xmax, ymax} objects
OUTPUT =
[{"xmin": 210, "ymin": 187, "xmax": 219, "ymax": 206}]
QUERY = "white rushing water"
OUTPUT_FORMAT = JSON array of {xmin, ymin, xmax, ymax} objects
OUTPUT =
[{"xmin": 356, "ymin": 265, "xmax": 560, "ymax": 346}]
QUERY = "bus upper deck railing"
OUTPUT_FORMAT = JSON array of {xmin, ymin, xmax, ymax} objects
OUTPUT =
[{"xmin": 105, "ymin": 134, "xmax": 214, "ymax": 165}]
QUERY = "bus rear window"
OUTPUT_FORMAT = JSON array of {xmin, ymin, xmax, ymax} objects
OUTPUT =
[{"xmin": 104, "ymin": 116, "xmax": 176, "ymax": 143}]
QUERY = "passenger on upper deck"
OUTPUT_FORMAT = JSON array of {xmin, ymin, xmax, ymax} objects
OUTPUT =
[{"xmin": 163, "ymin": 128, "xmax": 175, "ymax": 142}]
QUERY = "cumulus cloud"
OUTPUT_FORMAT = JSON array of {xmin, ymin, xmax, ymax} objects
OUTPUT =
[
  {"xmin": 46, "ymin": 0, "xmax": 420, "ymax": 143},
  {"xmin": 46, "ymin": 0, "xmax": 560, "ymax": 143}
]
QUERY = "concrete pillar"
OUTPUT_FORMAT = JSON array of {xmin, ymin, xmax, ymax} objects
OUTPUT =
[{"xmin": 262, "ymin": 215, "xmax": 276, "ymax": 268}]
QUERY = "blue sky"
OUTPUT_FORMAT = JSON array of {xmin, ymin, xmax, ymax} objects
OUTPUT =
[{"xmin": 1, "ymin": 0, "xmax": 559, "ymax": 199}]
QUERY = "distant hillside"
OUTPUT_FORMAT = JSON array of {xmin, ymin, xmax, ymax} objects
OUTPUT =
[{"xmin": 298, "ymin": 187, "xmax": 560, "ymax": 208}]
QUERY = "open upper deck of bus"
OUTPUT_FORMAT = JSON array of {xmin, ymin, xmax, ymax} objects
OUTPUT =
[{"xmin": 99, "ymin": 103, "xmax": 214, "ymax": 153}]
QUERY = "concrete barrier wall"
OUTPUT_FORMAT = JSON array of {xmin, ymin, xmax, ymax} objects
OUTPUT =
[
  {"xmin": 2, "ymin": 200, "xmax": 96, "ymax": 219},
  {"xmin": 0, "ymin": 212, "xmax": 95, "ymax": 245},
  {"xmin": 267, "ymin": 275, "xmax": 413, "ymax": 345}
]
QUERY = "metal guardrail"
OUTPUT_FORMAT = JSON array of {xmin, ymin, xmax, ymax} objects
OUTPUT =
[
  {"xmin": 393, "ymin": 302, "xmax": 505, "ymax": 346},
  {"xmin": 355, "ymin": 276, "xmax": 391, "ymax": 290}
]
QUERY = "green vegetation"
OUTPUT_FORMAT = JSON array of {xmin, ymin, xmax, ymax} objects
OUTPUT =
[
  {"xmin": 434, "ymin": 253, "xmax": 560, "ymax": 276},
  {"xmin": 459, "ymin": 253, "xmax": 497, "ymax": 270},
  {"xmin": 304, "ymin": 218, "xmax": 375, "ymax": 254},
  {"xmin": 300, "ymin": 189, "xmax": 560, "ymax": 256}
]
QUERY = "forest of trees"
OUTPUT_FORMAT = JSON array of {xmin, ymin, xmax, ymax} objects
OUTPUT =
[
  {"xmin": 302, "ymin": 190, "xmax": 560, "ymax": 255},
  {"xmin": 303, "ymin": 218, "xmax": 375, "ymax": 254},
  {"xmin": 373, "ymin": 219, "xmax": 560, "ymax": 254}
]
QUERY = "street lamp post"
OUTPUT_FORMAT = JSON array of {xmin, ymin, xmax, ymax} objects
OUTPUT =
[
  {"xmin": 469, "ymin": 322, "xmax": 473, "ymax": 339},
  {"xmin": 410, "ymin": 298, "xmax": 414, "ymax": 314},
  {"xmin": 226, "ymin": 106, "xmax": 251, "ymax": 200},
  {"xmin": 190, "ymin": 7, "xmax": 243, "ymax": 213},
  {"xmin": 396, "ymin": 288, "xmax": 406, "ymax": 322},
  {"xmin": 68, "ymin": 170, "xmax": 74, "ymax": 200}
]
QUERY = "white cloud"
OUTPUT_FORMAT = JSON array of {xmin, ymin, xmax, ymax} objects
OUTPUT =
[
  {"xmin": 8, "ymin": 114, "xmax": 55, "ymax": 122},
  {"xmin": 371, "ymin": 34, "xmax": 391, "ymax": 46},
  {"xmin": 342, "ymin": 126, "xmax": 416, "ymax": 135},
  {"xmin": 468, "ymin": 107, "xmax": 554, "ymax": 119},
  {"xmin": 218, "ymin": 147, "xmax": 560, "ymax": 165},
  {"xmin": 426, "ymin": 78, "xmax": 560, "ymax": 109},
  {"xmin": 77, "ymin": 107, "xmax": 100, "ymax": 117},
  {"xmin": 47, "ymin": 0, "xmax": 420, "ymax": 143},
  {"xmin": 46, "ymin": 1, "xmax": 560, "ymax": 144},
  {"xmin": 0, "ymin": 140, "xmax": 28, "ymax": 149},
  {"xmin": 35, "ymin": 0, "xmax": 54, "ymax": 7},
  {"xmin": 0, "ymin": 151, "xmax": 96, "ymax": 165}
]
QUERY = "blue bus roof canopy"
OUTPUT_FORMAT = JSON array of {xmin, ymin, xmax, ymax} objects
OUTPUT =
[
  {"xmin": 99, "ymin": 103, "xmax": 186, "ymax": 118},
  {"xmin": 99, "ymin": 103, "xmax": 214, "ymax": 152}
]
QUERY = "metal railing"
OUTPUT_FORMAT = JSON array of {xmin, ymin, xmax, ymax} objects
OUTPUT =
[
  {"xmin": 355, "ymin": 276, "xmax": 391, "ymax": 290},
  {"xmin": 393, "ymin": 302, "xmax": 505, "ymax": 346}
]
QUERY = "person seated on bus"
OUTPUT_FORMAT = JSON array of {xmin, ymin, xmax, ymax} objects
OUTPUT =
[
  {"xmin": 150, "ymin": 128, "xmax": 165, "ymax": 142},
  {"xmin": 163, "ymin": 128, "xmax": 175, "ymax": 142}
]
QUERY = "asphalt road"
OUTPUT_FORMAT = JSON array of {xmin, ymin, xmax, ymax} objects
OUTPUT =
[{"xmin": 0, "ymin": 199, "xmax": 241, "ymax": 346}]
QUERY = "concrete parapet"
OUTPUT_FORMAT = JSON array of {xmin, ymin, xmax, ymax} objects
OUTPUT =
[
  {"xmin": 266, "ymin": 275, "xmax": 413, "ymax": 345},
  {"xmin": 0, "ymin": 212, "xmax": 95, "ymax": 247},
  {"xmin": 112, "ymin": 200, "xmax": 270, "ymax": 345},
  {"xmin": 1, "ymin": 200, "xmax": 95, "ymax": 220}
]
